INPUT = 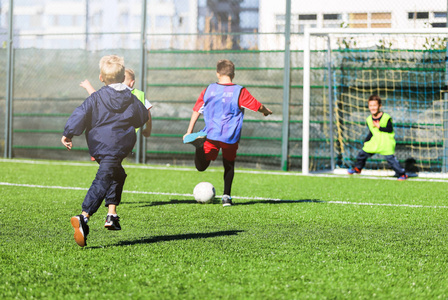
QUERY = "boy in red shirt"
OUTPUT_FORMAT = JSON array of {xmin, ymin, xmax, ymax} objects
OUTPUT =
[{"xmin": 183, "ymin": 59, "xmax": 272, "ymax": 206}]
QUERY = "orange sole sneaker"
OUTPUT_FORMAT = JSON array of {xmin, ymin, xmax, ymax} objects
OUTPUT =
[{"xmin": 70, "ymin": 216, "xmax": 87, "ymax": 247}]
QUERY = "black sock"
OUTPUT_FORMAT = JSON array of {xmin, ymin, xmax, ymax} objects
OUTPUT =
[
  {"xmin": 195, "ymin": 146, "xmax": 210, "ymax": 171},
  {"xmin": 223, "ymin": 158, "xmax": 235, "ymax": 196}
]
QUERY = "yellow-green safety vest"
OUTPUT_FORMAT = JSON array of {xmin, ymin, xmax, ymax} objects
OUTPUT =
[
  {"xmin": 362, "ymin": 113, "xmax": 396, "ymax": 155},
  {"xmin": 132, "ymin": 89, "xmax": 145, "ymax": 105},
  {"xmin": 132, "ymin": 89, "xmax": 146, "ymax": 132}
]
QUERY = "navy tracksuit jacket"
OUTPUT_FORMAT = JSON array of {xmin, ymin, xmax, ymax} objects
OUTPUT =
[
  {"xmin": 63, "ymin": 85, "xmax": 149, "ymax": 159},
  {"xmin": 63, "ymin": 85, "xmax": 149, "ymax": 215}
]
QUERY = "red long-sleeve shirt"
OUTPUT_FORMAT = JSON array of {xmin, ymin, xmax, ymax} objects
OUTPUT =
[{"xmin": 193, "ymin": 83, "xmax": 262, "ymax": 113}]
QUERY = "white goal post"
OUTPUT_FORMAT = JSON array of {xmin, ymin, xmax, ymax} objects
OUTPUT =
[{"xmin": 302, "ymin": 27, "xmax": 448, "ymax": 175}]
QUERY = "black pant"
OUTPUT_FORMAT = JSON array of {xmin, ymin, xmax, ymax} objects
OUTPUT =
[
  {"xmin": 195, "ymin": 147, "xmax": 235, "ymax": 196},
  {"xmin": 82, "ymin": 156, "xmax": 127, "ymax": 216},
  {"xmin": 354, "ymin": 149, "xmax": 405, "ymax": 176}
]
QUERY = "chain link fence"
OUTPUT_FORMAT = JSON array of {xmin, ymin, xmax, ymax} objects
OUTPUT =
[{"xmin": 1, "ymin": 0, "xmax": 447, "ymax": 172}]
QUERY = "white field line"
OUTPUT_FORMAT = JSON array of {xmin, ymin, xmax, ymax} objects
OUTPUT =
[
  {"xmin": 326, "ymin": 201, "xmax": 448, "ymax": 209},
  {"xmin": 0, "ymin": 182, "xmax": 273, "ymax": 200},
  {"xmin": 1, "ymin": 158, "xmax": 448, "ymax": 183},
  {"xmin": 1, "ymin": 181, "xmax": 448, "ymax": 209}
]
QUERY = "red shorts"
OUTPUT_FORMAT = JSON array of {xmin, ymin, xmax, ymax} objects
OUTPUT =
[{"xmin": 204, "ymin": 140, "xmax": 239, "ymax": 161}]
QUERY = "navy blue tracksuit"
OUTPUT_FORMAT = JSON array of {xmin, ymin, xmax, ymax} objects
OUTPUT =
[{"xmin": 63, "ymin": 85, "xmax": 149, "ymax": 215}]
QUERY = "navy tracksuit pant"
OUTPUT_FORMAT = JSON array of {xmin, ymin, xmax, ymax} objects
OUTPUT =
[
  {"xmin": 82, "ymin": 156, "xmax": 127, "ymax": 216},
  {"xmin": 354, "ymin": 149, "xmax": 405, "ymax": 176}
]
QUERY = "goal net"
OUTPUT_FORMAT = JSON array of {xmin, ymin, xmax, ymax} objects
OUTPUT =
[{"xmin": 302, "ymin": 28, "xmax": 448, "ymax": 175}]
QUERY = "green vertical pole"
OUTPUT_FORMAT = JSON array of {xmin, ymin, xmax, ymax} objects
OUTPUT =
[
  {"xmin": 327, "ymin": 35, "xmax": 334, "ymax": 171},
  {"xmin": 85, "ymin": 0, "xmax": 89, "ymax": 50},
  {"xmin": 443, "ymin": 2, "xmax": 448, "ymax": 173},
  {"xmin": 136, "ymin": 0, "xmax": 148, "ymax": 164},
  {"xmin": 140, "ymin": 0, "xmax": 148, "ymax": 164},
  {"xmin": 280, "ymin": 0, "xmax": 291, "ymax": 171},
  {"xmin": 4, "ymin": 0, "xmax": 13, "ymax": 159}
]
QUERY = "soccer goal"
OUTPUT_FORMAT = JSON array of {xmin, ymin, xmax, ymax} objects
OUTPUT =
[{"xmin": 302, "ymin": 28, "xmax": 448, "ymax": 176}]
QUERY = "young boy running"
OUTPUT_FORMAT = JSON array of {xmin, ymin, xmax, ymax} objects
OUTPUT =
[
  {"xmin": 348, "ymin": 94, "xmax": 407, "ymax": 180},
  {"xmin": 183, "ymin": 59, "xmax": 272, "ymax": 206},
  {"xmin": 62, "ymin": 55, "xmax": 149, "ymax": 247}
]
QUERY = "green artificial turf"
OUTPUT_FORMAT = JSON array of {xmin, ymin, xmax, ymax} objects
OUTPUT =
[{"xmin": 1, "ymin": 159, "xmax": 447, "ymax": 299}]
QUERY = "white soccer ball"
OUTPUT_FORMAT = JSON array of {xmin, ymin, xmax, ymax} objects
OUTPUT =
[{"xmin": 193, "ymin": 182, "xmax": 216, "ymax": 204}]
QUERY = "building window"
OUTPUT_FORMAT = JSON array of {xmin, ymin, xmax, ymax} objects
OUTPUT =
[
  {"xmin": 349, "ymin": 12, "xmax": 391, "ymax": 28},
  {"xmin": 240, "ymin": 11, "xmax": 258, "ymax": 29},
  {"xmin": 276, "ymin": 24, "xmax": 285, "ymax": 33},
  {"xmin": 432, "ymin": 23, "xmax": 446, "ymax": 28},
  {"xmin": 241, "ymin": 0, "xmax": 259, "ymax": 8},
  {"xmin": 295, "ymin": 14, "xmax": 317, "ymax": 33},
  {"xmin": 323, "ymin": 13, "xmax": 342, "ymax": 28},
  {"xmin": 371, "ymin": 12, "xmax": 391, "ymax": 28},
  {"xmin": 433, "ymin": 12, "xmax": 447, "ymax": 27},
  {"xmin": 349, "ymin": 13, "xmax": 368, "ymax": 28},
  {"xmin": 276, "ymin": 14, "xmax": 285, "ymax": 22},
  {"xmin": 351, "ymin": 13, "xmax": 367, "ymax": 20},
  {"xmin": 324, "ymin": 14, "xmax": 340, "ymax": 20},
  {"xmin": 408, "ymin": 12, "xmax": 429, "ymax": 20},
  {"xmin": 298, "ymin": 14, "xmax": 317, "ymax": 21},
  {"xmin": 434, "ymin": 12, "xmax": 447, "ymax": 18},
  {"xmin": 275, "ymin": 14, "xmax": 285, "ymax": 33},
  {"xmin": 198, "ymin": 15, "xmax": 205, "ymax": 31},
  {"xmin": 372, "ymin": 13, "xmax": 391, "ymax": 20}
]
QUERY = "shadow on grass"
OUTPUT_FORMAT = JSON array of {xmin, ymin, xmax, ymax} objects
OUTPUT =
[
  {"xmin": 124, "ymin": 199, "xmax": 324, "ymax": 207},
  {"xmin": 121, "ymin": 199, "xmax": 198, "ymax": 207},
  {"xmin": 234, "ymin": 199, "xmax": 324, "ymax": 205},
  {"xmin": 105, "ymin": 230, "xmax": 244, "ymax": 247},
  {"xmin": 149, "ymin": 199, "xmax": 198, "ymax": 206}
]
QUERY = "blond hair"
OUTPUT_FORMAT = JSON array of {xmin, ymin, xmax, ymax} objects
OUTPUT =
[
  {"xmin": 99, "ymin": 55, "xmax": 125, "ymax": 85},
  {"xmin": 125, "ymin": 68, "xmax": 135, "ymax": 81}
]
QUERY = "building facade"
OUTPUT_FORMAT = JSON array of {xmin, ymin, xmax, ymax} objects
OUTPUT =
[{"xmin": 2, "ymin": 0, "xmax": 447, "ymax": 50}]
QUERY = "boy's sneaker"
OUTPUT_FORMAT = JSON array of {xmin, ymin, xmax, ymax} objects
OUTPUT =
[
  {"xmin": 222, "ymin": 195, "xmax": 233, "ymax": 207},
  {"xmin": 183, "ymin": 132, "xmax": 207, "ymax": 148},
  {"xmin": 347, "ymin": 167, "xmax": 361, "ymax": 175},
  {"xmin": 104, "ymin": 215, "xmax": 121, "ymax": 230},
  {"xmin": 397, "ymin": 174, "xmax": 408, "ymax": 181},
  {"xmin": 70, "ymin": 215, "xmax": 89, "ymax": 247}
]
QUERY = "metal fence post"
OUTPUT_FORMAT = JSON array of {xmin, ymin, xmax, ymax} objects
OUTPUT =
[
  {"xmin": 443, "ymin": 0, "xmax": 448, "ymax": 172},
  {"xmin": 4, "ymin": 0, "xmax": 14, "ymax": 159},
  {"xmin": 327, "ymin": 35, "xmax": 335, "ymax": 171},
  {"xmin": 280, "ymin": 0, "xmax": 291, "ymax": 171},
  {"xmin": 302, "ymin": 29, "xmax": 311, "ymax": 175},
  {"xmin": 85, "ymin": 0, "xmax": 89, "ymax": 50},
  {"xmin": 135, "ymin": 0, "xmax": 148, "ymax": 164},
  {"xmin": 140, "ymin": 0, "xmax": 148, "ymax": 164}
]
